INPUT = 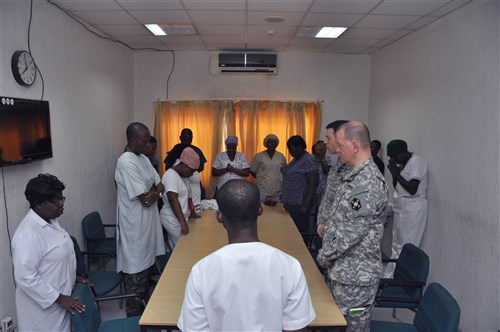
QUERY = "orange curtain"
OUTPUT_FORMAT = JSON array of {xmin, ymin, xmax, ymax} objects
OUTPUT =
[
  {"xmin": 232, "ymin": 100, "xmax": 322, "ymax": 164},
  {"xmin": 154, "ymin": 100, "xmax": 322, "ymax": 198}
]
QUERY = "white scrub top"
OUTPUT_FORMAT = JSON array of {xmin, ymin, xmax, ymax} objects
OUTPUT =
[{"xmin": 178, "ymin": 242, "xmax": 316, "ymax": 331}]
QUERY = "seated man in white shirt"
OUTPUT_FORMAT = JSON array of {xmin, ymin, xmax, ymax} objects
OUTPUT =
[{"xmin": 178, "ymin": 180, "xmax": 316, "ymax": 332}]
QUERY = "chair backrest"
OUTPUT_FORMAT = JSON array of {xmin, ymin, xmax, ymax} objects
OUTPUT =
[
  {"xmin": 414, "ymin": 282, "xmax": 460, "ymax": 332},
  {"xmin": 71, "ymin": 283, "xmax": 102, "ymax": 332},
  {"xmin": 394, "ymin": 243, "xmax": 430, "ymax": 298},
  {"xmin": 82, "ymin": 211, "xmax": 106, "ymax": 251},
  {"xmin": 70, "ymin": 236, "xmax": 86, "ymax": 275}
]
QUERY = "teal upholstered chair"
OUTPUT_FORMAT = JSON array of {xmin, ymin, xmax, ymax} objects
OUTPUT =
[
  {"xmin": 81, "ymin": 211, "xmax": 116, "ymax": 269},
  {"xmin": 375, "ymin": 243, "xmax": 429, "ymax": 318},
  {"xmin": 71, "ymin": 283, "xmax": 142, "ymax": 332},
  {"xmin": 71, "ymin": 236, "xmax": 123, "ymax": 297},
  {"xmin": 371, "ymin": 282, "xmax": 460, "ymax": 332}
]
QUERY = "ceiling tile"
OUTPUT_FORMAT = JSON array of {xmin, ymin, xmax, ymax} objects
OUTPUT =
[
  {"xmin": 70, "ymin": 10, "xmax": 137, "ymax": 24},
  {"xmin": 355, "ymin": 14, "xmax": 421, "ymax": 29},
  {"xmin": 129, "ymin": 10, "xmax": 191, "ymax": 24},
  {"xmin": 93, "ymin": 24, "xmax": 151, "ymax": 36},
  {"xmin": 117, "ymin": 35, "xmax": 160, "ymax": 44},
  {"xmin": 309, "ymin": 1, "xmax": 381, "ymax": 14},
  {"xmin": 158, "ymin": 35, "xmax": 204, "ymax": 44},
  {"xmin": 288, "ymin": 37, "xmax": 334, "ymax": 47},
  {"xmin": 189, "ymin": 10, "xmax": 246, "ymax": 24},
  {"xmin": 182, "ymin": 0, "xmax": 245, "ymax": 11},
  {"xmin": 372, "ymin": 0, "xmax": 449, "ymax": 16},
  {"xmin": 301, "ymin": 13, "xmax": 364, "ymax": 27},
  {"xmin": 285, "ymin": 44, "xmax": 327, "ymax": 52},
  {"xmin": 162, "ymin": 43, "xmax": 207, "ymax": 51},
  {"xmin": 406, "ymin": 16, "xmax": 439, "ymax": 29},
  {"xmin": 202, "ymin": 35, "xmax": 246, "ymax": 43},
  {"xmin": 247, "ymin": 25, "xmax": 297, "ymax": 37},
  {"xmin": 333, "ymin": 38, "xmax": 380, "ymax": 48},
  {"xmin": 247, "ymin": 11, "xmax": 305, "ymax": 25},
  {"xmin": 47, "ymin": 0, "xmax": 470, "ymax": 54},
  {"xmin": 247, "ymin": 0, "xmax": 313, "ymax": 12},
  {"xmin": 116, "ymin": 0, "xmax": 183, "ymax": 11},
  {"xmin": 51, "ymin": 0, "xmax": 122, "ymax": 11},
  {"xmin": 206, "ymin": 43, "xmax": 247, "ymax": 51},
  {"xmin": 341, "ymin": 27, "xmax": 397, "ymax": 39},
  {"xmin": 324, "ymin": 45, "xmax": 368, "ymax": 54},
  {"xmin": 246, "ymin": 36, "xmax": 290, "ymax": 44},
  {"xmin": 245, "ymin": 43, "xmax": 286, "ymax": 52},
  {"xmin": 196, "ymin": 25, "xmax": 246, "ymax": 35}
]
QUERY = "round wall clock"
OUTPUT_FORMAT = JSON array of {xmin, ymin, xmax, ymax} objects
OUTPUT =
[{"xmin": 11, "ymin": 50, "xmax": 37, "ymax": 86}]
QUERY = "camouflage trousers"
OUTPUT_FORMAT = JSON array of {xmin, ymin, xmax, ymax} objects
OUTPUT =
[
  {"xmin": 124, "ymin": 268, "xmax": 152, "ymax": 317},
  {"xmin": 328, "ymin": 280, "xmax": 378, "ymax": 332}
]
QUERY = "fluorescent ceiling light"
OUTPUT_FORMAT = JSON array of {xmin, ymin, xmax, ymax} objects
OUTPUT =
[
  {"xmin": 145, "ymin": 24, "xmax": 197, "ymax": 36},
  {"xmin": 145, "ymin": 24, "xmax": 166, "ymax": 36},
  {"xmin": 315, "ymin": 27, "xmax": 347, "ymax": 38}
]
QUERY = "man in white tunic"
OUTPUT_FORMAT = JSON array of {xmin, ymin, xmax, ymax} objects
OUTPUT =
[
  {"xmin": 115, "ymin": 122, "xmax": 165, "ymax": 316},
  {"xmin": 178, "ymin": 180, "xmax": 316, "ymax": 331},
  {"xmin": 12, "ymin": 174, "xmax": 85, "ymax": 332},
  {"xmin": 384, "ymin": 139, "xmax": 428, "ymax": 278}
]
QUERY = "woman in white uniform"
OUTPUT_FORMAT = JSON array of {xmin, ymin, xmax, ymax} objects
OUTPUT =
[
  {"xmin": 12, "ymin": 174, "xmax": 86, "ymax": 332},
  {"xmin": 160, "ymin": 147, "xmax": 200, "ymax": 250}
]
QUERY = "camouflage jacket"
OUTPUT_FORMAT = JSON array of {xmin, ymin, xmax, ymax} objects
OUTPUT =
[
  {"xmin": 317, "ymin": 158, "xmax": 351, "ymax": 225},
  {"xmin": 317, "ymin": 158, "xmax": 388, "ymax": 286}
]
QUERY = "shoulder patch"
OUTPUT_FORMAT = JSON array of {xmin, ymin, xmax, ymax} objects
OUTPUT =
[{"xmin": 351, "ymin": 197, "xmax": 361, "ymax": 211}]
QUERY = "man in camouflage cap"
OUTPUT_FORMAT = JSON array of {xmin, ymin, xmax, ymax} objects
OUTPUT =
[{"xmin": 316, "ymin": 120, "xmax": 388, "ymax": 332}]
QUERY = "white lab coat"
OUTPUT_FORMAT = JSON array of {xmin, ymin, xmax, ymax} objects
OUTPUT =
[
  {"xmin": 12, "ymin": 209, "xmax": 76, "ymax": 332},
  {"xmin": 115, "ymin": 152, "xmax": 165, "ymax": 274}
]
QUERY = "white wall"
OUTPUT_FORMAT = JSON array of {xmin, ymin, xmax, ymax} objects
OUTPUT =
[
  {"xmin": 133, "ymin": 51, "xmax": 371, "ymax": 139},
  {"xmin": 369, "ymin": 1, "xmax": 499, "ymax": 331},
  {"xmin": 0, "ymin": 1, "xmax": 134, "ymax": 324}
]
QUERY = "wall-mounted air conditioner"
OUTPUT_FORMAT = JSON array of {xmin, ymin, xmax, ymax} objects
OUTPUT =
[{"xmin": 210, "ymin": 52, "xmax": 277, "ymax": 75}]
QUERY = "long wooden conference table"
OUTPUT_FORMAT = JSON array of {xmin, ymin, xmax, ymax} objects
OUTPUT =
[{"xmin": 140, "ymin": 204, "xmax": 347, "ymax": 331}]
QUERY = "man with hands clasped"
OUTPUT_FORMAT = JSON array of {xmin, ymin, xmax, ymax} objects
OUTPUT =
[{"xmin": 115, "ymin": 122, "xmax": 166, "ymax": 316}]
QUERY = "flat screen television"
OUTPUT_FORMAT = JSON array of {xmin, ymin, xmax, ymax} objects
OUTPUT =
[{"xmin": 0, "ymin": 96, "xmax": 52, "ymax": 167}]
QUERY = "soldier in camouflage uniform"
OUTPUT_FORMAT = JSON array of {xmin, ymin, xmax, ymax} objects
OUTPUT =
[
  {"xmin": 317, "ymin": 121, "xmax": 388, "ymax": 332},
  {"xmin": 317, "ymin": 120, "xmax": 349, "ymax": 238}
]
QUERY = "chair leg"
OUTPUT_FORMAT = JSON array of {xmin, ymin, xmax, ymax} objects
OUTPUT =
[
  {"xmin": 119, "ymin": 282, "xmax": 124, "ymax": 308},
  {"xmin": 392, "ymin": 308, "xmax": 397, "ymax": 319}
]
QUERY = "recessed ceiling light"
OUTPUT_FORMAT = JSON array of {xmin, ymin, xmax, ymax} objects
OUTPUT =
[
  {"xmin": 315, "ymin": 27, "xmax": 347, "ymax": 38},
  {"xmin": 145, "ymin": 24, "xmax": 166, "ymax": 36},
  {"xmin": 295, "ymin": 26, "xmax": 348, "ymax": 38},
  {"xmin": 265, "ymin": 16, "xmax": 284, "ymax": 23},
  {"xmin": 145, "ymin": 24, "xmax": 197, "ymax": 36}
]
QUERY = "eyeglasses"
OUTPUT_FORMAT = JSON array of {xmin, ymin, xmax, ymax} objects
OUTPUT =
[{"xmin": 51, "ymin": 197, "xmax": 66, "ymax": 206}]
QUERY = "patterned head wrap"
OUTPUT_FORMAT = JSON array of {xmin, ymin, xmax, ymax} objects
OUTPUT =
[{"xmin": 180, "ymin": 147, "xmax": 200, "ymax": 170}]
